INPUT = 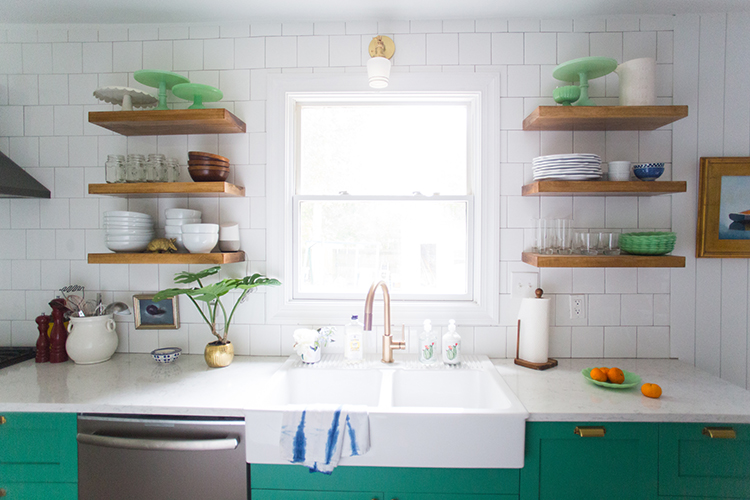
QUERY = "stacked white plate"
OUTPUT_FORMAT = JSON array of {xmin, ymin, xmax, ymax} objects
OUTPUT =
[
  {"xmin": 104, "ymin": 211, "xmax": 155, "ymax": 252},
  {"xmin": 164, "ymin": 208, "xmax": 202, "ymax": 253},
  {"xmin": 532, "ymin": 154, "xmax": 602, "ymax": 181}
]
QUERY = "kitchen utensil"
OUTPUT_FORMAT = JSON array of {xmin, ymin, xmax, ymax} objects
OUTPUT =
[
  {"xmin": 103, "ymin": 302, "xmax": 131, "ymax": 316},
  {"xmin": 133, "ymin": 69, "xmax": 191, "ymax": 111},
  {"xmin": 66, "ymin": 314, "xmax": 118, "ymax": 364},
  {"xmin": 552, "ymin": 56, "xmax": 618, "ymax": 106},
  {"xmin": 151, "ymin": 347, "xmax": 182, "ymax": 363},
  {"xmin": 552, "ymin": 85, "xmax": 581, "ymax": 106},
  {"xmin": 582, "ymin": 368, "xmax": 641, "ymax": 389},
  {"xmin": 93, "ymin": 86, "xmax": 158, "ymax": 111},
  {"xmin": 171, "ymin": 83, "xmax": 223, "ymax": 109}
]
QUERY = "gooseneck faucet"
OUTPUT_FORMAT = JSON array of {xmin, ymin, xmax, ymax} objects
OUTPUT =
[{"xmin": 363, "ymin": 281, "xmax": 405, "ymax": 363}]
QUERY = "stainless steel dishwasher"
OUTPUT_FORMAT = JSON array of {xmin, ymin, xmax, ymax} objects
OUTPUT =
[{"xmin": 77, "ymin": 414, "xmax": 246, "ymax": 499}]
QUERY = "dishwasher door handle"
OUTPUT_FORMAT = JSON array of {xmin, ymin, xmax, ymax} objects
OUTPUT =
[{"xmin": 77, "ymin": 432, "xmax": 239, "ymax": 451}]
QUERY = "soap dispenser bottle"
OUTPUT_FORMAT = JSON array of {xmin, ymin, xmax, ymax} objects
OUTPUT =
[
  {"xmin": 344, "ymin": 315, "xmax": 364, "ymax": 361},
  {"xmin": 418, "ymin": 319, "xmax": 437, "ymax": 365},
  {"xmin": 442, "ymin": 319, "xmax": 461, "ymax": 365}
]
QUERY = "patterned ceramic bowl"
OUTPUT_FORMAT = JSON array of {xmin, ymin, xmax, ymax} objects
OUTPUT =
[
  {"xmin": 151, "ymin": 347, "xmax": 182, "ymax": 363},
  {"xmin": 633, "ymin": 163, "xmax": 665, "ymax": 181}
]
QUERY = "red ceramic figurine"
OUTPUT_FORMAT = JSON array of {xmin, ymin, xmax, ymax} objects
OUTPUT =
[
  {"xmin": 49, "ymin": 306, "xmax": 68, "ymax": 363},
  {"xmin": 35, "ymin": 314, "xmax": 50, "ymax": 363}
]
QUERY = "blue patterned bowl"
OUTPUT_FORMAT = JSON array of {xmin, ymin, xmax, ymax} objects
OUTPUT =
[
  {"xmin": 633, "ymin": 163, "xmax": 665, "ymax": 181},
  {"xmin": 151, "ymin": 347, "xmax": 182, "ymax": 363}
]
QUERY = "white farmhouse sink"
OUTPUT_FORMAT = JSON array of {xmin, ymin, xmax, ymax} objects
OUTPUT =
[{"xmin": 245, "ymin": 354, "xmax": 529, "ymax": 468}]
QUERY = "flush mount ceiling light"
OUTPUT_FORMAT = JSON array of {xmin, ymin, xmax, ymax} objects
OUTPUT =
[{"xmin": 367, "ymin": 35, "xmax": 395, "ymax": 88}]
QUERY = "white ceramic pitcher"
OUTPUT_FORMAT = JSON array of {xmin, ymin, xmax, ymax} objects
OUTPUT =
[
  {"xmin": 66, "ymin": 314, "xmax": 118, "ymax": 365},
  {"xmin": 615, "ymin": 57, "xmax": 656, "ymax": 106}
]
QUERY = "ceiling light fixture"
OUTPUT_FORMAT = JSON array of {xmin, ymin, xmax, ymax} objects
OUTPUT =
[{"xmin": 367, "ymin": 35, "xmax": 395, "ymax": 88}]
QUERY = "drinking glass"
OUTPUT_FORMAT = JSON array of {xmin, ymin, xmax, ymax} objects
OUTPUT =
[
  {"xmin": 577, "ymin": 232, "xmax": 599, "ymax": 255},
  {"xmin": 601, "ymin": 232, "xmax": 620, "ymax": 255},
  {"xmin": 555, "ymin": 219, "xmax": 574, "ymax": 254}
]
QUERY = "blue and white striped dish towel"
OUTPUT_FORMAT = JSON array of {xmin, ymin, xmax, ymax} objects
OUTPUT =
[{"xmin": 280, "ymin": 405, "xmax": 370, "ymax": 474}]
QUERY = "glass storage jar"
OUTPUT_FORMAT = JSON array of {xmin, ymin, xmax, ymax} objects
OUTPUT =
[
  {"xmin": 105, "ymin": 154, "xmax": 125, "ymax": 183},
  {"xmin": 125, "ymin": 154, "xmax": 146, "ymax": 182}
]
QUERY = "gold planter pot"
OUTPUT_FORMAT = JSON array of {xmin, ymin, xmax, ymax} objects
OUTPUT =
[{"xmin": 204, "ymin": 341, "xmax": 234, "ymax": 368}]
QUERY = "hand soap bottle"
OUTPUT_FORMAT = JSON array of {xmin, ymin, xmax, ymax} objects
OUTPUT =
[
  {"xmin": 442, "ymin": 319, "xmax": 461, "ymax": 365},
  {"xmin": 418, "ymin": 319, "xmax": 437, "ymax": 365},
  {"xmin": 344, "ymin": 315, "xmax": 364, "ymax": 361}
]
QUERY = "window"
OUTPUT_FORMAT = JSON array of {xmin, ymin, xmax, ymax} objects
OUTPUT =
[{"xmin": 267, "ymin": 73, "xmax": 500, "ymax": 325}]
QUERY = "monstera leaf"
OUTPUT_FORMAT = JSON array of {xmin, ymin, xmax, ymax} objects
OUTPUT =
[{"xmin": 173, "ymin": 266, "xmax": 221, "ymax": 285}]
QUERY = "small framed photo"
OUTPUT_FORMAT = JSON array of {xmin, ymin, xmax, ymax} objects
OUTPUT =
[
  {"xmin": 697, "ymin": 157, "xmax": 750, "ymax": 258},
  {"xmin": 133, "ymin": 294, "xmax": 180, "ymax": 330}
]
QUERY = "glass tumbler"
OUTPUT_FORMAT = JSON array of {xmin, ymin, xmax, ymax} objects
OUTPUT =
[
  {"xmin": 125, "ymin": 154, "xmax": 146, "ymax": 182},
  {"xmin": 577, "ymin": 232, "xmax": 599, "ymax": 255},
  {"xmin": 602, "ymin": 232, "xmax": 621, "ymax": 255},
  {"xmin": 555, "ymin": 219, "xmax": 574, "ymax": 254},
  {"xmin": 105, "ymin": 154, "xmax": 125, "ymax": 183}
]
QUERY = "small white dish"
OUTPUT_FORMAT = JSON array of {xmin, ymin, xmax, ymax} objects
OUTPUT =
[
  {"xmin": 151, "ymin": 347, "xmax": 182, "ymax": 363},
  {"xmin": 104, "ymin": 211, "xmax": 152, "ymax": 219},
  {"xmin": 165, "ymin": 208, "xmax": 202, "ymax": 219},
  {"xmin": 165, "ymin": 218, "xmax": 201, "ymax": 226},
  {"xmin": 106, "ymin": 240, "xmax": 151, "ymax": 252},
  {"xmin": 182, "ymin": 223, "xmax": 220, "ymax": 234},
  {"xmin": 183, "ymin": 233, "xmax": 219, "ymax": 253}
]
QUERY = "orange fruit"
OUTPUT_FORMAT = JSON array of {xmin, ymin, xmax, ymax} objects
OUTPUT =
[
  {"xmin": 590, "ymin": 367, "xmax": 608, "ymax": 382},
  {"xmin": 599, "ymin": 367, "xmax": 609, "ymax": 374},
  {"xmin": 641, "ymin": 383, "xmax": 662, "ymax": 398},
  {"xmin": 607, "ymin": 367, "xmax": 625, "ymax": 384}
]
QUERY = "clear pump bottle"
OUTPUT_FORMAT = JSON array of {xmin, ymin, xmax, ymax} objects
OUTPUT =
[
  {"xmin": 344, "ymin": 315, "xmax": 364, "ymax": 361},
  {"xmin": 418, "ymin": 319, "xmax": 437, "ymax": 365},
  {"xmin": 442, "ymin": 319, "xmax": 461, "ymax": 365}
]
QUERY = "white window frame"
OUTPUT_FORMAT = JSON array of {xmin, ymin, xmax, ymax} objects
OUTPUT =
[{"xmin": 266, "ymin": 73, "xmax": 500, "ymax": 326}]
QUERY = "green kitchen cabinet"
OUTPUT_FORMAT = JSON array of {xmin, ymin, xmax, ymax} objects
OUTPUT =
[
  {"xmin": 659, "ymin": 423, "xmax": 750, "ymax": 498},
  {"xmin": 520, "ymin": 422, "xmax": 658, "ymax": 500},
  {"xmin": 0, "ymin": 412, "xmax": 78, "ymax": 500},
  {"xmin": 250, "ymin": 464, "xmax": 520, "ymax": 499}
]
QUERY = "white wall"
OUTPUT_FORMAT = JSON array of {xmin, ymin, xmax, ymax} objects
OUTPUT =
[{"xmin": 0, "ymin": 17, "xmax": 681, "ymax": 364}]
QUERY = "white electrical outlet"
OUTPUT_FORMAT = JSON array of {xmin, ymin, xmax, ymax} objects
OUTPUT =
[
  {"xmin": 511, "ymin": 272, "xmax": 538, "ymax": 298},
  {"xmin": 570, "ymin": 295, "xmax": 586, "ymax": 319}
]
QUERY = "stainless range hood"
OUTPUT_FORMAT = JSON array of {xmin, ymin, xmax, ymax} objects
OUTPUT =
[{"xmin": 0, "ymin": 151, "xmax": 51, "ymax": 198}]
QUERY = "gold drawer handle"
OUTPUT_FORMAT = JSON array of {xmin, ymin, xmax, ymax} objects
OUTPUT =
[
  {"xmin": 0, "ymin": 416, "xmax": 5, "ymax": 425},
  {"xmin": 0, "ymin": 488, "xmax": 6, "ymax": 497},
  {"xmin": 703, "ymin": 427, "xmax": 736, "ymax": 439},
  {"xmin": 574, "ymin": 426, "xmax": 606, "ymax": 437}
]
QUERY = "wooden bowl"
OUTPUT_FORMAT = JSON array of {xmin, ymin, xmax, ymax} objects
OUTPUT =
[
  {"xmin": 188, "ymin": 164, "xmax": 229, "ymax": 172},
  {"xmin": 188, "ymin": 160, "xmax": 230, "ymax": 168},
  {"xmin": 188, "ymin": 167, "xmax": 229, "ymax": 182},
  {"xmin": 188, "ymin": 151, "xmax": 229, "ymax": 163}
]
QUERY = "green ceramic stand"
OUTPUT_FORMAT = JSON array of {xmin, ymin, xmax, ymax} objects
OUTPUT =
[
  {"xmin": 552, "ymin": 57, "xmax": 618, "ymax": 106},
  {"xmin": 171, "ymin": 83, "xmax": 223, "ymax": 110},
  {"xmin": 133, "ymin": 70, "xmax": 190, "ymax": 110}
]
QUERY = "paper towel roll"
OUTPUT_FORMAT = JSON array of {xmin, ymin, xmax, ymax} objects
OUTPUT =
[{"xmin": 517, "ymin": 296, "xmax": 551, "ymax": 364}]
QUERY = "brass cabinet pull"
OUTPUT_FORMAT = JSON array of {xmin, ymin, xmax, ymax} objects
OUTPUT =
[
  {"xmin": 574, "ymin": 426, "xmax": 606, "ymax": 437},
  {"xmin": 703, "ymin": 427, "xmax": 737, "ymax": 439},
  {"xmin": 0, "ymin": 488, "xmax": 7, "ymax": 497},
  {"xmin": 0, "ymin": 416, "xmax": 6, "ymax": 425}
]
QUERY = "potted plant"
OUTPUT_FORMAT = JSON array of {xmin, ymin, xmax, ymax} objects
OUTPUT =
[{"xmin": 153, "ymin": 266, "xmax": 280, "ymax": 368}]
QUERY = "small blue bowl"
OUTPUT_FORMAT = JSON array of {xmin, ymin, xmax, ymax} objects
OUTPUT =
[
  {"xmin": 633, "ymin": 163, "xmax": 665, "ymax": 181},
  {"xmin": 151, "ymin": 347, "xmax": 182, "ymax": 363}
]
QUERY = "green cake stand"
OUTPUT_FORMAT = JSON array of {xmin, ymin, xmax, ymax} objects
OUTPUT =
[
  {"xmin": 133, "ymin": 70, "xmax": 190, "ymax": 110},
  {"xmin": 552, "ymin": 57, "xmax": 618, "ymax": 106},
  {"xmin": 171, "ymin": 83, "xmax": 223, "ymax": 109}
]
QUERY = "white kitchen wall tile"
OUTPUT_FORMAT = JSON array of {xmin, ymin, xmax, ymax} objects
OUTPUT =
[
  {"xmin": 499, "ymin": 97, "xmax": 524, "ymax": 131},
  {"xmin": 55, "ymin": 229, "xmax": 85, "ymax": 260},
  {"xmin": 158, "ymin": 328, "xmax": 189, "ymax": 351},
  {"xmin": 507, "ymin": 131, "xmax": 540, "ymax": 162},
  {"xmin": 296, "ymin": 36, "xmax": 328, "ymax": 68},
  {"xmin": 0, "ymin": 289, "xmax": 26, "ymax": 321},
  {"xmin": 96, "ymin": 72, "xmax": 127, "ymax": 88},
  {"xmin": 572, "ymin": 131, "xmax": 606, "ymax": 157},
  {"xmin": 203, "ymin": 38, "xmax": 234, "ymax": 70},
  {"xmin": 605, "ymin": 197, "xmax": 638, "ymax": 228},
  {"xmin": 538, "ymin": 269, "xmax": 571, "ymax": 295},
  {"xmin": 128, "ymin": 324, "xmax": 158, "ymax": 353},
  {"xmin": 640, "ymin": 15, "xmax": 674, "ymax": 31},
  {"xmin": 100, "ymin": 263, "xmax": 129, "ymax": 290},
  {"xmin": 330, "ymin": 35, "xmax": 362, "ymax": 66},
  {"xmin": 219, "ymin": 197, "xmax": 250, "ymax": 228},
  {"xmin": 70, "ymin": 260, "xmax": 99, "ymax": 290},
  {"xmin": 69, "ymin": 198, "xmax": 99, "ymax": 229},
  {"xmin": 657, "ymin": 31, "xmax": 673, "ymax": 64},
  {"xmin": 68, "ymin": 73, "xmax": 98, "ymax": 105},
  {"xmin": 588, "ymin": 294, "xmax": 620, "ymax": 326},
  {"xmin": 655, "ymin": 64, "xmax": 673, "ymax": 97},
  {"xmin": 410, "ymin": 20, "xmax": 442, "ymax": 33},
  {"xmin": 142, "ymin": 40, "xmax": 173, "ymax": 70},
  {"xmin": 40, "ymin": 260, "xmax": 70, "ymax": 290},
  {"xmin": 605, "ymin": 130, "xmax": 639, "ymax": 162},
  {"xmin": 439, "ymin": 20, "xmax": 472, "ymax": 33},
  {"xmin": 572, "ymin": 268, "xmax": 605, "ymax": 293},
  {"xmin": 25, "ymin": 168, "xmax": 54, "ymax": 196},
  {"xmin": 24, "ymin": 106, "xmax": 53, "ymax": 136},
  {"xmin": 458, "ymin": 33, "xmax": 490, "ymax": 65},
  {"xmin": 637, "ymin": 195, "xmax": 672, "ymax": 228},
  {"xmin": 189, "ymin": 25, "xmax": 220, "ymax": 39},
  {"xmin": 506, "ymin": 196, "xmax": 539, "ymax": 228},
  {"xmin": 23, "ymin": 43, "xmax": 53, "ymax": 74},
  {"xmin": 498, "ymin": 228, "xmax": 524, "ymax": 263},
  {"xmin": 248, "ymin": 132, "xmax": 266, "ymax": 165},
  {"xmin": 499, "ymin": 163, "xmax": 523, "ymax": 196},
  {"xmin": 507, "ymin": 65, "xmax": 540, "ymax": 96},
  {"xmin": 606, "ymin": 16, "xmax": 640, "ymax": 32},
  {"xmin": 0, "ymin": 44, "xmax": 23, "ymax": 74},
  {"xmin": 524, "ymin": 33, "xmax": 556, "ymax": 65},
  {"xmin": 11, "ymin": 260, "xmax": 40, "ymax": 290},
  {"xmin": 653, "ymin": 294, "xmax": 670, "ymax": 326},
  {"xmin": 173, "ymin": 39, "xmax": 203, "ymax": 70},
  {"xmin": 344, "ymin": 21, "xmax": 376, "ymax": 35},
  {"xmin": 540, "ymin": 196, "xmax": 573, "ymax": 221},
  {"xmin": 476, "ymin": 19, "xmax": 508, "ymax": 33},
  {"xmin": 0, "ymin": 202, "xmax": 9, "ymax": 230},
  {"xmin": 265, "ymin": 36, "xmax": 297, "ymax": 68},
  {"xmin": 638, "ymin": 268, "xmax": 670, "ymax": 294},
  {"xmin": 604, "ymin": 268, "xmax": 637, "ymax": 294},
  {"xmin": 128, "ymin": 26, "xmax": 158, "ymax": 41},
  {"xmin": 112, "ymin": 41, "xmax": 142, "ymax": 72},
  {"xmin": 621, "ymin": 294, "xmax": 653, "ymax": 325},
  {"xmin": 249, "ymin": 197, "xmax": 266, "ymax": 229},
  {"xmin": 314, "ymin": 22, "xmax": 346, "ymax": 35},
  {"xmin": 10, "ymin": 199, "xmax": 40, "ymax": 229},
  {"xmin": 54, "ymin": 106, "xmax": 83, "ymax": 136},
  {"xmin": 541, "ymin": 19, "xmax": 572, "ymax": 32},
  {"xmin": 549, "ymin": 326, "xmax": 572, "ymax": 358},
  {"xmin": 9, "ymin": 137, "xmax": 39, "ymax": 167},
  {"xmin": 129, "ymin": 264, "xmax": 159, "ymax": 291},
  {"xmin": 7, "ymin": 28, "xmax": 37, "ymax": 43},
  {"xmin": 217, "ymin": 23, "xmax": 249, "ymax": 39},
  {"xmin": 52, "ymin": 43, "xmax": 82, "ymax": 74},
  {"xmin": 389, "ymin": 34, "xmax": 423, "ymax": 66},
  {"xmin": 623, "ymin": 31, "xmax": 657, "ymax": 61},
  {"xmin": 186, "ymin": 69, "xmax": 218, "ymax": 88},
  {"xmin": 474, "ymin": 326, "xmax": 505, "ymax": 358},
  {"xmin": 82, "ymin": 42, "xmax": 112, "ymax": 73},
  {"xmin": 11, "ymin": 319, "xmax": 36, "ymax": 345},
  {"xmin": 0, "ymin": 106, "xmax": 23, "ymax": 137},
  {"xmin": 637, "ymin": 326, "xmax": 669, "ymax": 357},
  {"xmin": 638, "ymin": 130, "xmax": 672, "ymax": 163},
  {"xmin": 556, "ymin": 33, "xmax": 589, "ymax": 63},
  {"xmin": 238, "ymin": 228, "xmax": 265, "ymax": 260},
  {"xmin": 159, "ymin": 26, "xmax": 188, "ymax": 40},
  {"xmin": 509, "ymin": 19, "xmax": 540, "ymax": 32},
  {"xmin": 491, "ymin": 33, "xmax": 524, "ymax": 65},
  {"xmin": 40, "ymin": 137, "xmax": 68, "ymax": 168},
  {"xmin": 604, "ymin": 326, "xmax": 637, "ymax": 357},
  {"xmin": 8, "ymin": 74, "xmax": 39, "ymax": 105},
  {"xmin": 571, "ymin": 326, "xmax": 604, "ymax": 357},
  {"xmin": 69, "ymin": 136, "xmax": 98, "ymax": 167},
  {"xmin": 218, "ymin": 69, "xmax": 250, "ymax": 101},
  {"xmin": 540, "ymin": 130, "xmax": 573, "ymax": 155},
  {"xmin": 250, "ymin": 324, "xmax": 281, "ymax": 355},
  {"xmin": 250, "ymin": 23, "xmax": 281, "ymax": 37},
  {"xmin": 0, "ymin": 229, "xmax": 27, "ymax": 259},
  {"xmin": 114, "ymin": 322, "xmax": 129, "ymax": 352},
  {"xmin": 84, "ymin": 228, "xmax": 108, "ymax": 254},
  {"xmin": 40, "ymin": 198, "xmax": 69, "ymax": 229},
  {"xmin": 589, "ymin": 32, "xmax": 622, "ymax": 60},
  {"xmin": 233, "ymin": 37, "xmax": 264, "ymax": 69},
  {"xmin": 37, "ymin": 28, "xmax": 67, "ymax": 43}
]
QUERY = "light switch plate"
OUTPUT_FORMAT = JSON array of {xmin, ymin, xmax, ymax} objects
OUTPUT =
[{"xmin": 511, "ymin": 272, "xmax": 538, "ymax": 298}]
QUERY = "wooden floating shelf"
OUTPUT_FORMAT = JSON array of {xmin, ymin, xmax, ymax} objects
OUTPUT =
[
  {"xmin": 89, "ymin": 182, "xmax": 244, "ymax": 197},
  {"xmin": 523, "ymin": 105, "xmax": 688, "ymax": 131},
  {"xmin": 88, "ymin": 252, "xmax": 246, "ymax": 265},
  {"xmin": 88, "ymin": 109, "xmax": 246, "ymax": 136},
  {"xmin": 522, "ymin": 181, "xmax": 687, "ymax": 197},
  {"xmin": 522, "ymin": 252, "xmax": 686, "ymax": 268}
]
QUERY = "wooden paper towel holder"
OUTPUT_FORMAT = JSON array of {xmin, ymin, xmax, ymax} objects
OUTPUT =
[{"xmin": 514, "ymin": 288, "xmax": 558, "ymax": 371}]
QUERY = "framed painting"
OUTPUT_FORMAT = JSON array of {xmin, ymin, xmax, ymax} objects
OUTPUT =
[
  {"xmin": 133, "ymin": 294, "xmax": 180, "ymax": 330},
  {"xmin": 697, "ymin": 157, "xmax": 750, "ymax": 257}
]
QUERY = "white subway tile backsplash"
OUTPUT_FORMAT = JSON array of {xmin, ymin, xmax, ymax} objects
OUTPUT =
[
  {"xmin": 572, "ymin": 268, "xmax": 605, "ymax": 294},
  {"xmin": 25, "ymin": 229, "xmax": 54, "ymax": 260},
  {"xmin": 588, "ymin": 294, "xmax": 621, "ymax": 325},
  {"xmin": 40, "ymin": 260, "xmax": 70, "ymax": 290},
  {"xmin": 128, "ymin": 323, "xmax": 159, "ymax": 353},
  {"xmin": 52, "ymin": 43, "xmax": 82, "ymax": 74},
  {"xmin": 203, "ymin": 38, "xmax": 234, "ymax": 70},
  {"xmin": 541, "ymin": 19, "xmax": 573, "ymax": 32},
  {"xmin": 507, "ymin": 130, "xmax": 540, "ymax": 162},
  {"xmin": 637, "ymin": 195, "xmax": 672, "ymax": 228},
  {"xmin": 653, "ymin": 294, "xmax": 670, "ymax": 326},
  {"xmin": 9, "ymin": 136, "xmax": 39, "ymax": 167},
  {"xmin": 623, "ymin": 31, "xmax": 657, "ymax": 61},
  {"xmin": 8, "ymin": 74, "xmax": 39, "ymax": 105},
  {"xmin": 159, "ymin": 26, "xmax": 189, "ymax": 41},
  {"xmin": 23, "ymin": 106, "xmax": 52, "ymax": 136},
  {"xmin": 265, "ymin": 36, "xmax": 297, "ymax": 68},
  {"xmin": 112, "ymin": 41, "xmax": 142, "ymax": 72},
  {"xmin": 142, "ymin": 40, "xmax": 173, "ymax": 70},
  {"xmin": 604, "ymin": 326, "xmax": 637, "ymax": 357},
  {"xmin": 82, "ymin": 42, "xmax": 112, "ymax": 73},
  {"xmin": 571, "ymin": 326, "xmax": 604, "ymax": 357},
  {"xmin": 507, "ymin": 65, "xmax": 540, "ymax": 96},
  {"xmin": 657, "ymin": 31, "xmax": 674, "ymax": 64},
  {"xmin": 0, "ymin": 106, "xmax": 23, "ymax": 137},
  {"xmin": 10, "ymin": 199, "xmax": 40, "ymax": 229},
  {"xmin": 556, "ymin": 32, "xmax": 589, "ymax": 63},
  {"xmin": 314, "ymin": 22, "xmax": 346, "ymax": 36},
  {"xmin": 507, "ymin": 196, "xmax": 539, "ymax": 228},
  {"xmin": 458, "ymin": 33, "xmax": 491, "ymax": 65},
  {"xmin": 606, "ymin": 16, "xmax": 640, "ymax": 32},
  {"xmin": 637, "ymin": 326, "xmax": 669, "ymax": 357},
  {"xmin": 23, "ymin": 43, "xmax": 53, "ymax": 74},
  {"xmin": 410, "ymin": 20, "xmax": 442, "ymax": 34},
  {"xmin": 37, "ymin": 28, "xmax": 67, "ymax": 43},
  {"xmin": 621, "ymin": 294, "xmax": 653, "ymax": 325},
  {"xmin": 549, "ymin": 326, "xmax": 572, "ymax": 358},
  {"xmin": 329, "ymin": 35, "xmax": 362, "ymax": 66},
  {"xmin": 524, "ymin": 33, "xmax": 556, "ymax": 65},
  {"xmin": 11, "ymin": 259, "xmax": 40, "ymax": 290},
  {"xmin": 68, "ymin": 74, "xmax": 98, "ymax": 105},
  {"xmin": 173, "ymin": 39, "xmax": 204, "ymax": 70},
  {"xmin": 189, "ymin": 25, "xmax": 220, "ymax": 39},
  {"xmin": 589, "ymin": 32, "xmax": 622, "ymax": 60},
  {"xmin": 491, "ymin": 33, "xmax": 524, "ymax": 64},
  {"xmin": 297, "ymin": 36, "xmax": 329, "ymax": 68},
  {"xmin": 509, "ymin": 19, "xmax": 540, "ymax": 33},
  {"xmin": 605, "ymin": 197, "xmax": 638, "ymax": 228},
  {"xmin": 55, "ymin": 229, "xmax": 85, "ymax": 260}
]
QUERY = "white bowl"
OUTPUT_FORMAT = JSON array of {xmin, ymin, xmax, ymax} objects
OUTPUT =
[
  {"xmin": 104, "ymin": 211, "xmax": 152, "ymax": 219},
  {"xmin": 183, "ymin": 233, "xmax": 219, "ymax": 253},
  {"xmin": 104, "ymin": 215, "xmax": 153, "ymax": 222},
  {"xmin": 106, "ymin": 240, "xmax": 151, "ymax": 252},
  {"xmin": 165, "ymin": 209, "xmax": 202, "ymax": 219},
  {"xmin": 104, "ymin": 220, "xmax": 154, "ymax": 226},
  {"xmin": 165, "ymin": 218, "xmax": 202, "ymax": 226},
  {"xmin": 106, "ymin": 228, "xmax": 155, "ymax": 235},
  {"xmin": 106, "ymin": 236, "xmax": 154, "ymax": 243},
  {"xmin": 182, "ymin": 223, "xmax": 220, "ymax": 234},
  {"xmin": 164, "ymin": 227, "xmax": 182, "ymax": 234}
]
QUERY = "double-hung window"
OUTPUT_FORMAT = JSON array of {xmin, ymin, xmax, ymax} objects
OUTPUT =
[{"xmin": 267, "ymin": 73, "xmax": 499, "ymax": 325}]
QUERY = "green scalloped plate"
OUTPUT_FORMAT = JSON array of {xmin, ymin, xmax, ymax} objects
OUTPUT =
[{"xmin": 582, "ymin": 368, "xmax": 641, "ymax": 389}]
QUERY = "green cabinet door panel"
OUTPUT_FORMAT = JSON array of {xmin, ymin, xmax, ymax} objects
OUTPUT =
[
  {"xmin": 0, "ymin": 413, "xmax": 78, "ymax": 483},
  {"xmin": 659, "ymin": 423, "xmax": 750, "ymax": 498},
  {"xmin": 386, "ymin": 493, "xmax": 517, "ymax": 500},
  {"xmin": 0, "ymin": 482, "xmax": 78, "ymax": 500},
  {"xmin": 252, "ymin": 491, "xmax": 383, "ymax": 500},
  {"xmin": 251, "ymin": 464, "xmax": 519, "ymax": 495},
  {"xmin": 520, "ymin": 422, "xmax": 658, "ymax": 500}
]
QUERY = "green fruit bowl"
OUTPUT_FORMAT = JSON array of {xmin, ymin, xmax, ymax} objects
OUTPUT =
[
  {"xmin": 553, "ymin": 85, "xmax": 581, "ymax": 106},
  {"xmin": 582, "ymin": 368, "xmax": 641, "ymax": 389}
]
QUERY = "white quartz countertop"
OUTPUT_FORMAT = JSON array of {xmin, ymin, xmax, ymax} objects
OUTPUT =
[{"xmin": 1, "ymin": 353, "xmax": 750, "ymax": 423}]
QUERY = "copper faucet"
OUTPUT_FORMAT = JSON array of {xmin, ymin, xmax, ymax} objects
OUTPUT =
[{"xmin": 363, "ymin": 281, "xmax": 405, "ymax": 363}]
